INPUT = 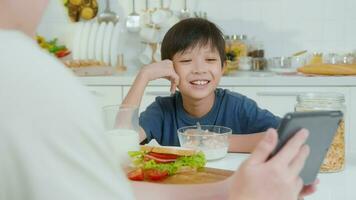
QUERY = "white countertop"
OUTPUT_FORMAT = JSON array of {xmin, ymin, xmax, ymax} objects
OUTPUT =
[
  {"xmin": 80, "ymin": 71, "xmax": 356, "ymax": 86},
  {"xmin": 207, "ymin": 152, "xmax": 356, "ymax": 200}
]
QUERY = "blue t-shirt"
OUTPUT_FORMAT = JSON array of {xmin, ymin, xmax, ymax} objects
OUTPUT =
[{"xmin": 139, "ymin": 88, "xmax": 281, "ymax": 146}]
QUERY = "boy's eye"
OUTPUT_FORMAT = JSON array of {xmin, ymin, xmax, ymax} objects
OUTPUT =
[
  {"xmin": 180, "ymin": 59, "xmax": 192, "ymax": 63},
  {"xmin": 206, "ymin": 58, "xmax": 217, "ymax": 62}
]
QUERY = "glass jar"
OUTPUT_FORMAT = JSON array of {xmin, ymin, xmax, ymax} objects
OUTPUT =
[
  {"xmin": 225, "ymin": 35, "xmax": 248, "ymax": 73},
  {"xmin": 295, "ymin": 92, "xmax": 346, "ymax": 172},
  {"xmin": 230, "ymin": 34, "xmax": 248, "ymax": 58},
  {"xmin": 309, "ymin": 52, "xmax": 323, "ymax": 64}
]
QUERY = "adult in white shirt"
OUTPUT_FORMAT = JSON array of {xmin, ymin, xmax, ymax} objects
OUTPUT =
[
  {"xmin": 0, "ymin": 1, "xmax": 134, "ymax": 199},
  {"xmin": 0, "ymin": 0, "xmax": 316, "ymax": 200}
]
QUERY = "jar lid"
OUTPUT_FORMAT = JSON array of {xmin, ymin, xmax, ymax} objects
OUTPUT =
[
  {"xmin": 297, "ymin": 92, "xmax": 345, "ymax": 103},
  {"xmin": 231, "ymin": 34, "xmax": 247, "ymax": 40}
]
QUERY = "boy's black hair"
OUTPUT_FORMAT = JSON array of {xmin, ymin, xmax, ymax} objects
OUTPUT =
[{"xmin": 161, "ymin": 18, "xmax": 226, "ymax": 67}]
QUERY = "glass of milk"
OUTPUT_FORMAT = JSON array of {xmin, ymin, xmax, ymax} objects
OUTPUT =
[{"xmin": 102, "ymin": 104, "xmax": 140, "ymax": 166}]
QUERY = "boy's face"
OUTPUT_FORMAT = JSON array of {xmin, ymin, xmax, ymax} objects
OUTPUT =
[{"xmin": 172, "ymin": 44, "xmax": 223, "ymax": 101}]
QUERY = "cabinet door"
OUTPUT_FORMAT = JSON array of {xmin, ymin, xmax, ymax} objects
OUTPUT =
[
  {"xmin": 256, "ymin": 87, "xmax": 350, "ymax": 118},
  {"xmin": 233, "ymin": 87, "xmax": 350, "ymax": 118},
  {"xmin": 87, "ymin": 86, "xmax": 123, "ymax": 108},
  {"xmin": 123, "ymin": 86, "xmax": 171, "ymax": 113},
  {"xmin": 349, "ymin": 87, "xmax": 356, "ymax": 155}
]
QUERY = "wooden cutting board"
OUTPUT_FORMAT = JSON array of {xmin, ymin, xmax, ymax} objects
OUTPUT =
[
  {"xmin": 129, "ymin": 168, "xmax": 234, "ymax": 200},
  {"xmin": 163, "ymin": 167, "xmax": 233, "ymax": 184},
  {"xmin": 298, "ymin": 64, "xmax": 356, "ymax": 75},
  {"xmin": 128, "ymin": 167, "xmax": 233, "ymax": 184}
]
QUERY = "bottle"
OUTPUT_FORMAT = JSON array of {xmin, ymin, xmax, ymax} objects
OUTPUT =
[{"xmin": 295, "ymin": 92, "xmax": 346, "ymax": 172}]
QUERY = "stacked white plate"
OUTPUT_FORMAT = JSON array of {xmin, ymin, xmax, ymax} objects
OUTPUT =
[{"xmin": 72, "ymin": 21, "xmax": 121, "ymax": 67}]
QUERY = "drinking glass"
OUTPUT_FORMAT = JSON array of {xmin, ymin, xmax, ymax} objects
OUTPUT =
[{"xmin": 102, "ymin": 104, "xmax": 140, "ymax": 165}]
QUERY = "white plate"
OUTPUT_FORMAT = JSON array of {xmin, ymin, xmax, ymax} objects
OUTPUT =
[
  {"xmin": 95, "ymin": 23, "xmax": 107, "ymax": 62},
  {"xmin": 110, "ymin": 23, "xmax": 121, "ymax": 67},
  {"xmin": 87, "ymin": 22, "xmax": 99, "ymax": 60},
  {"xmin": 102, "ymin": 22, "xmax": 114, "ymax": 65},
  {"xmin": 72, "ymin": 22, "xmax": 84, "ymax": 60},
  {"xmin": 79, "ymin": 22, "xmax": 92, "ymax": 60}
]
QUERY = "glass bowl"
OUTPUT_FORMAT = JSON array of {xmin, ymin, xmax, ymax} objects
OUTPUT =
[{"xmin": 177, "ymin": 125, "xmax": 232, "ymax": 161}]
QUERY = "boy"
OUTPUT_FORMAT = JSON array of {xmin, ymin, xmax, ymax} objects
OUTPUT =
[{"xmin": 122, "ymin": 18, "xmax": 280, "ymax": 152}]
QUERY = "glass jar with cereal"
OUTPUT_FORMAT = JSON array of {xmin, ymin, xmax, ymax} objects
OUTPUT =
[{"xmin": 295, "ymin": 92, "xmax": 346, "ymax": 172}]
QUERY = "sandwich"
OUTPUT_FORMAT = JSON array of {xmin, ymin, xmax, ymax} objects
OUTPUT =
[{"xmin": 127, "ymin": 145, "xmax": 206, "ymax": 181}]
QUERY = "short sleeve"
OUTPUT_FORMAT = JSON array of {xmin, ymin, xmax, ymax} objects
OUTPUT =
[
  {"xmin": 238, "ymin": 96, "xmax": 281, "ymax": 133},
  {"xmin": 139, "ymin": 98, "xmax": 164, "ymax": 142}
]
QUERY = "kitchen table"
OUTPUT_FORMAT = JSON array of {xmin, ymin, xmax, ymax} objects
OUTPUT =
[{"xmin": 206, "ymin": 152, "xmax": 356, "ymax": 200}]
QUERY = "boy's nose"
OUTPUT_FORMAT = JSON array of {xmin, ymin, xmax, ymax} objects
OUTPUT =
[{"xmin": 192, "ymin": 61, "xmax": 207, "ymax": 74}]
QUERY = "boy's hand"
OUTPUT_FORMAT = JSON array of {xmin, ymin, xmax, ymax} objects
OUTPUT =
[
  {"xmin": 229, "ymin": 128, "xmax": 317, "ymax": 200},
  {"xmin": 139, "ymin": 60, "xmax": 180, "ymax": 93}
]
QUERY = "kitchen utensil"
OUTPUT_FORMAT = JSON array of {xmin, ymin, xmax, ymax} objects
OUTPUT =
[
  {"xmin": 292, "ymin": 50, "xmax": 307, "ymax": 57},
  {"xmin": 126, "ymin": 0, "xmax": 141, "ymax": 33},
  {"xmin": 153, "ymin": 43, "xmax": 161, "ymax": 62},
  {"xmin": 139, "ymin": 26, "xmax": 157, "ymax": 43},
  {"xmin": 179, "ymin": 0, "xmax": 190, "ymax": 19},
  {"xmin": 97, "ymin": 0, "xmax": 119, "ymax": 24},
  {"xmin": 139, "ymin": 44, "xmax": 153, "ymax": 65},
  {"xmin": 238, "ymin": 56, "xmax": 252, "ymax": 71},
  {"xmin": 177, "ymin": 125, "xmax": 231, "ymax": 161},
  {"xmin": 252, "ymin": 57, "xmax": 267, "ymax": 71},
  {"xmin": 116, "ymin": 54, "xmax": 127, "ymax": 72},
  {"xmin": 141, "ymin": 0, "xmax": 151, "ymax": 26},
  {"xmin": 267, "ymin": 57, "xmax": 292, "ymax": 72},
  {"xmin": 151, "ymin": 0, "xmax": 171, "ymax": 25},
  {"xmin": 290, "ymin": 55, "xmax": 306, "ymax": 69}
]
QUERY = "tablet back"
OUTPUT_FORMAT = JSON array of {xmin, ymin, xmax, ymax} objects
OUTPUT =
[{"xmin": 275, "ymin": 111, "xmax": 343, "ymax": 185}]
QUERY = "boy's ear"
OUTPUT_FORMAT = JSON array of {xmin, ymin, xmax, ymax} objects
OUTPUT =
[
  {"xmin": 223, "ymin": 61, "xmax": 227, "ymax": 68},
  {"xmin": 222, "ymin": 61, "xmax": 227, "ymax": 74}
]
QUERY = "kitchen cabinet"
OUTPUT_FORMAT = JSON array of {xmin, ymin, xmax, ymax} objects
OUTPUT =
[
  {"xmin": 88, "ymin": 86, "xmax": 122, "ymax": 108},
  {"xmin": 232, "ymin": 87, "xmax": 351, "ymax": 117},
  {"xmin": 123, "ymin": 86, "xmax": 171, "ymax": 113}
]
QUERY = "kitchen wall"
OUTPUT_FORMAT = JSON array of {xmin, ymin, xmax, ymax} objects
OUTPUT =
[{"xmin": 38, "ymin": 0, "xmax": 356, "ymax": 68}]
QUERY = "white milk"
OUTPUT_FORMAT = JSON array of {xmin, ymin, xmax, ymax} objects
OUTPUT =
[{"xmin": 106, "ymin": 129, "xmax": 140, "ymax": 165}]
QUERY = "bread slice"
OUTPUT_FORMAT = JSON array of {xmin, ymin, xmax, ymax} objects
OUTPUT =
[{"xmin": 140, "ymin": 145, "xmax": 197, "ymax": 156}]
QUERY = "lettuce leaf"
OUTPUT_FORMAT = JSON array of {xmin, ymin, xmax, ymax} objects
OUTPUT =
[{"xmin": 128, "ymin": 151, "xmax": 206, "ymax": 175}]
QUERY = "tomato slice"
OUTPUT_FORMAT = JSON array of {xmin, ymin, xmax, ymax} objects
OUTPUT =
[
  {"xmin": 127, "ymin": 169, "xmax": 144, "ymax": 181},
  {"xmin": 148, "ymin": 152, "xmax": 179, "ymax": 160},
  {"xmin": 145, "ymin": 169, "xmax": 168, "ymax": 181}
]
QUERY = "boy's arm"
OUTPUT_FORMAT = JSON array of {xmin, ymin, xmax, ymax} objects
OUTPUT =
[
  {"xmin": 121, "ymin": 59, "xmax": 179, "ymax": 106},
  {"xmin": 228, "ymin": 132, "xmax": 266, "ymax": 153},
  {"xmin": 121, "ymin": 60, "xmax": 179, "ymax": 143}
]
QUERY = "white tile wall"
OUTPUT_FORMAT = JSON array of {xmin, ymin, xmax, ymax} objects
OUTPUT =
[{"xmin": 38, "ymin": 0, "xmax": 356, "ymax": 65}]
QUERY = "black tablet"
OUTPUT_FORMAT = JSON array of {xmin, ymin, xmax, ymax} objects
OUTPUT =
[{"xmin": 271, "ymin": 111, "xmax": 343, "ymax": 185}]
